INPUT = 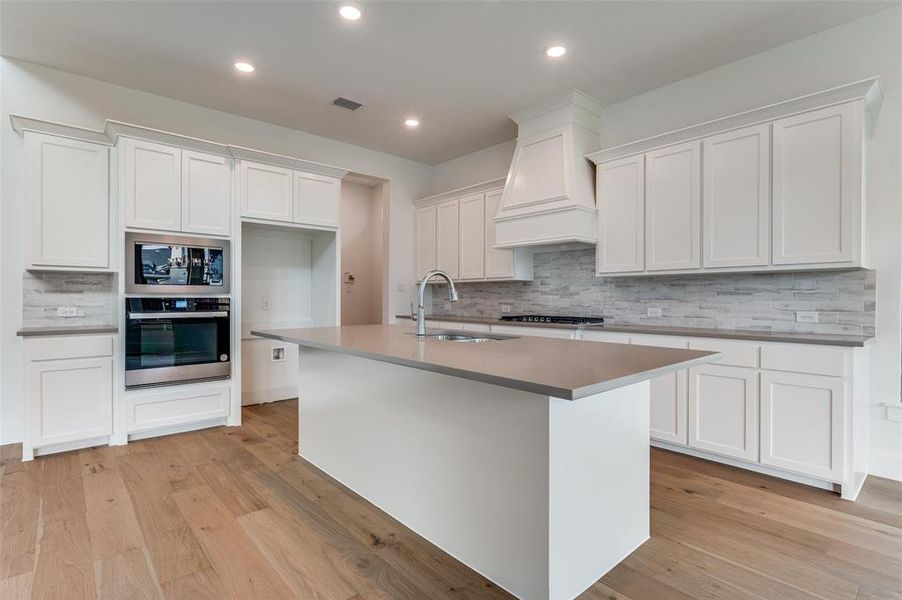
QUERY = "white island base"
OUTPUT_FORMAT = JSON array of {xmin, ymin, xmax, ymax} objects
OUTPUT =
[{"xmin": 296, "ymin": 346, "xmax": 651, "ymax": 600}]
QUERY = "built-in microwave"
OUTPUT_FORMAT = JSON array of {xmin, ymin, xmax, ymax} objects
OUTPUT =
[
  {"xmin": 125, "ymin": 232, "xmax": 230, "ymax": 295},
  {"xmin": 125, "ymin": 297, "xmax": 231, "ymax": 388}
]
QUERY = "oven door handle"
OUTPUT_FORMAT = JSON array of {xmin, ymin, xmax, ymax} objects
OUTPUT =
[{"xmin": 127, "ymin": 311, "xmax": 229, "ymax": 320}]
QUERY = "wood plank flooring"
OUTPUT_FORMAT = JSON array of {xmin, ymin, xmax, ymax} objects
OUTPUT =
[{"xmin": 2, "ymin": 399, "xmax": 900, "ymax": 600}]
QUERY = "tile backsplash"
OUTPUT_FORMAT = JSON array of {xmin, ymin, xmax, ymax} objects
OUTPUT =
[
  {"xmin": 431, "ymin": 248, "xmax": 876, "ymax": 335},
  {"xmin": 22, "ymin": 271, "xmax": 118, "ymax": 327}
]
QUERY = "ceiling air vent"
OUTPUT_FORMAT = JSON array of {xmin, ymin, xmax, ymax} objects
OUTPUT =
[{"xmin": 333, "ymin": 97, "xmax": 365, "ymax": 112}]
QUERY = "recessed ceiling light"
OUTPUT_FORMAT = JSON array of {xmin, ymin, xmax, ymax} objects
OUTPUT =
[
  {"xmin": 545, "ymin": 45, "xmax": 567, "ymax": 59},
  {"xmin": 404, "ymin": 118, "xmax": 420, "ymax": 128},
  {"xmin": 234, "ymin": 61, "xmax": 255, "ymax": 73},
  {"xmin": 339, "ymin": 5, "xmax": 362, "ymax": 21}
]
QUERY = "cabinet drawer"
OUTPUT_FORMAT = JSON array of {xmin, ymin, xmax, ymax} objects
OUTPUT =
[
  {"xmin": 27, "ymin": 335, "xmax": 114, "ymax": 361},
  {"xmin": 126, "ymin": 385, "xmax": 230, "ymax": 433},
  {"xmin": 761, "ymin": 345, "xmax": 846, "ymax": 377},
  {"xmin": 688, "ymin": 339, "xmax": 759, "ymax": 368}
]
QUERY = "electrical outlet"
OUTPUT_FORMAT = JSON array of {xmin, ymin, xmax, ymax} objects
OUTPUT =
[
  {"xmin": 396, "ymin": 283, "xmax": 406, "ymax": 294},
  {"xmin": 271, "ymin": 346, "xmax": 286, "ymax": 362},
  {"xmin": 56, "ymin": 306, "xmax": 78, "ymax": 318},
  {"xmin": 646, "ymin": 307, "xmax": 663, "ymax": 317},
  {"xmin": 262, "ymin": 298, "xmax": 270, "ymax": 311},
  {"xmin": 796, "ymin": 311, "xmax": 819, "ymax": 323},
  {"xmin": 500, "ymin": 303, "xmax": 513, "ymax": 313}
]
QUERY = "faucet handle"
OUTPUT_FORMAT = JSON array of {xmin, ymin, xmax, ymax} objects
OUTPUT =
[{"xmin": 410, "ymin": 301, "xmax": 417, "ymax": 320}]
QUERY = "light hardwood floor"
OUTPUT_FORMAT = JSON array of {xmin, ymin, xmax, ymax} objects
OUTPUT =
[{"xmin": 2, "ymin": 399, "xmax": 900, "ymax": 600}]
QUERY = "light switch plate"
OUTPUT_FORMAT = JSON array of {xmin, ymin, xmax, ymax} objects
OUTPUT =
[
  {"xmin": 56, "ymin": 306, "xmax": 78, "ymax": 317},
  {"xmin": 646, "ymin": 307, "xmax": 663, "ymax": 317},
  {"xmin": 796, "ymin": 311, "xmax": 819, "ymax": 323}
]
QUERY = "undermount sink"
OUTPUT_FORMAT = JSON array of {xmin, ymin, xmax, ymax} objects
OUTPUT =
[{"xmin": 413, "ymin": 330, "xmax": 519, "ymax": 343}]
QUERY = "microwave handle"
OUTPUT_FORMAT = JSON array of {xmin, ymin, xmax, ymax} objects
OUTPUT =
[{"xmin": 128, "ymin": 311, "xmax": 229, "ymax": 320}]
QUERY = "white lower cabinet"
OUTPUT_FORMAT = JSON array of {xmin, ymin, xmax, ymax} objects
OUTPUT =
[
  {"xmin": 490, "ymin": 325, "xmax": 575, "ymax": 339},
  {"xmin": 760, "ymin": 371, "xmax": 843, "ymax": 481},
  {"xmin": 634, "ymin": 335, "xmax": 690, "ymax": 446},
  {"xmin": 688, "ymin": 364, "xmax": 759, "ymax": 462},
  {"xmin": 125, "ymin": 383, "xmax": 230, "ymax": 434},
  {"xmin": 23, "ymin": 334, "xmax": 114, "ymax": 460}
]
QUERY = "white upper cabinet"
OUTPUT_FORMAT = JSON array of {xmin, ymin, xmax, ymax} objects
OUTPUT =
[
  {"xmin": 703, "ymin": 124, "xmax": 770, "ymax": 268},
  {"xmin": 123, "ymin": 138, "xmax": 182, "ymax": 232},
  {"xmin": 459, "ymin": 192, "xmax": 486, "ymax": 280},
  {"xmin": 294, "ymin": 171, "xmax": 341, "ymax": 229},
  {"xmin": 415, "ymin": 205, "xmax": 437, "ymax": 279},
  {"xmin": 597, "ymin": 154, "xmax": 645, "ymax": 274},
  {"xmin": 123, "ymin": 138, "xmax": 231, "ymax": 236},
  {"xmin": 239, "ymin": 161, "xmax": 294, "ymax": 223},
  {"xmin": 645, "ymin": 140, "xmax": 701, "ymax": 271},
  {"xmin": 772, "ymin": 103, "xmax": 862, "ymax": 265},
  {"xmin": 181, "ymin": 150, "xmax": 231, "ymax": 236},
  {"xmin": 435, "ymin": 199, "xmax": 460, "ymax": 279},
  {"xmin": 484, "ymin": 189, "xmax": 515, "ymax": 279},
  {"xmin": 25, "ymin": 132, "xmax": 112, "ymax": 271}
]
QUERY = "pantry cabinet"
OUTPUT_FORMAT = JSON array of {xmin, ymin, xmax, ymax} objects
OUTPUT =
[
  {"xmin": 702, "ymin": 124, "xmax": 770, "ymax": 268},
  {"xmin": 122, "ymin": 138, "xmax": 231, "ymax": 236},
  {"xmin": 688, "ymin": 364, "xmax": 758, "ymax": 461},
  {"xmin": 25, "ymin": 132, "xmax": 113, "ymax": 271},
  {"xmin": 645, "ymin": 140, "xmax": 701, "ymax": 271},
  {"xmin": 459, "ymin": 192, "xmax": 486, "ymax": 280},
  {"xmin": 435, "ymin": 199, "xmax": 460, "ymax": 279},
  {"xmin": 772, "ymin": 103, "xmax": 862, "ymax": 266},
  {"xmin": 23, "ymin": 334, "xmax": 114, "ymax": 460}
]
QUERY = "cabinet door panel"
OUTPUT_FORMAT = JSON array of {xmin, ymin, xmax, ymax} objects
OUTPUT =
[
  {"xmin": 435, "ymin": 200, "xmax": 460, "ymax": 279},
  {"xmin": 28, "ymin": 356, "xmax": 112, "ymax": 446},
  {"xmin": 122, "ymin": 138, "xmax": 181, "ymax": 232},
  {"xmin": 459, "ymin": 193, "xmax": 485, "ymax": 280},
  {"xmin": 26, "ymin": 133, "xmax": 111, "ymax": 269},
  {"xmin": 703, "ymin": 124, "xmax": 770, "ymax": 268},
  {"xmin": 294, "ymin": 171, "xmax": 340, "ymax": 228},
  {"xmin": 772, "ymin": 103, "xmax": 861, "ymax": 265},
  {"xmin": 484, "ymin": 189, "xmax": 515, "ymax": 279},
  {"xmin": 240, "ymin": 161, "xmax": 294, "ymax": 222},
  {"xmin": 645, "ymin": 140, "xmax": 700, "ymax": 271},
  {"xmin": 689, "ymin": 364, "xmax": 758, "ymax": 461},
  {"xmin": 597, "ymin": 155, "xmax": 644, "ymax": 273},
  {"xmin": 632, "ymin": 335, "xmax": 689, "ymax": 445},
  {"xmin": 415, "ymin": 205, "xmax": 437, "ymax": 279},
  {"xmin": 181, "ymin": 150, "xmax": 231, "ymax": 236},
  {"xmin": 760, "ymin": 371, "xmax": 842, "ymax": 481}
]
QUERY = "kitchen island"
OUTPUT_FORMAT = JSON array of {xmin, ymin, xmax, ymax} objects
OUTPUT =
[{"xmin": 252, "ymin": 323, "xmax": 719, "ymax": 600}]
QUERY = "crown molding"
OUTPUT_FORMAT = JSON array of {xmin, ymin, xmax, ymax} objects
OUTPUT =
[{"xmin": 414, "ymin": 176, "xmax": 507, "ymax": 208}]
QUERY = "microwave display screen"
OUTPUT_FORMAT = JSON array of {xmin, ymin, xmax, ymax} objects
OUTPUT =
[{"xmin": 134, "ymin": 243, "xmax": 224, "ymax": 287}]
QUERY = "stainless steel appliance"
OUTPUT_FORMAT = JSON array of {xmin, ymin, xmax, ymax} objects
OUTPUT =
[
  {"xmin": 125, "ymin": 297, "xmax": 231, "ymax": 388},
  {"xmin": 126, "ymin": 232, "xmax": 230, "ymax": 295},
  {"xmin": 499, "ymin": 315, "xmax": 605, "ymax": 324}
]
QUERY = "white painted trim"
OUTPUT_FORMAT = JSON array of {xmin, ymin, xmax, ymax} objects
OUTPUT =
[
  {"xmin": 587, "ymin": 78, "xmax": 882, "ymax": 164},
  {"xmin": 126, "ymin": 417, "xmax": 228, "ymax": 441},
  {"xmin": 494, "ymin": 203, "xmax": 596, "ymax": 223},
  {"xmin": 413, "ymin": 177, "xmax": 506, "ymax": 208},
  {"xmin": 229, "ymin": 145, "xmax": 349, "ymax": 178},
  {"xmin": 32, "ymin": 435, "xmax": 111, "ymax": 458},
  {"xmin": 509, "ymin": 89, "xmax": 605, "ymax": 124},
  {"xmin": 106, "ymin": 120, "xmax": 231, "ymax": 156},
  {"xmin": 10, "ymin": 114, "xmax": 113, "ymax": 145}
]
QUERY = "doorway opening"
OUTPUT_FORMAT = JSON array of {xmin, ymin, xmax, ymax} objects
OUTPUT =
[{"xmin": 340, "ymin": 175, "xmax": 387, "ymax": 325}]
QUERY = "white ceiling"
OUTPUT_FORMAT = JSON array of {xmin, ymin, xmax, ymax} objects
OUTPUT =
[{"xmin": 2, "ymin": 1, "xmax": 896, "ymax": 164}]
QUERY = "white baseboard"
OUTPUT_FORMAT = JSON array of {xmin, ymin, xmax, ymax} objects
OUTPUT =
[
  {"xmin": 241, "ymin": 386, "xmax": 297, "ymax": 406},
  {"xmin": 868, "ymin": 449, "xmax": 902, "ymax": 482},
  {"xmin": 127, "ymin": 417, "xmax": 227, "ymax": 441}
]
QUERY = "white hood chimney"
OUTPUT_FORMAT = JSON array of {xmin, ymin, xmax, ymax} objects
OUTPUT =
[{"xmin": 494, "ymin": 90, "xmax": 603, "ymax": 249}]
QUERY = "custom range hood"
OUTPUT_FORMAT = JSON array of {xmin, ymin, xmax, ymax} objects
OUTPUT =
[{"xmin": 494, "ymin": 90, "xmax": 603, "ymax": 249}]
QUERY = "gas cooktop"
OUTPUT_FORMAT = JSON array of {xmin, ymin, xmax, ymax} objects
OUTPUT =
[{"xmin": 499, "ymin": 315, "xmax": 605, "ymax": 325}]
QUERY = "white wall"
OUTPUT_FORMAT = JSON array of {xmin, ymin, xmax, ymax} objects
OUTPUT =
[
  {"xmin": 341, "ymin": 181, "xmax": 383, "ymax": 325},
  {"xmin": 0, "ymin": 58, "xmax": 433, "ymax": 443},
  {"xmin": 425, "ymin": 8, "xmax": 902, "ymax": 479}
]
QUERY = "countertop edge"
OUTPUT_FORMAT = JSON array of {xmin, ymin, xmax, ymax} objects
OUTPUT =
[
  {"xmin": 251, "ymin": 328, "xmax": 721, "ymax": 400},
  {"xmin": 17, "ymin": 325, "xmax": 120, "ymax": 337},
  {"xmin": 397, "ymin": 315, "xmax": 874, "ymax": 347}
]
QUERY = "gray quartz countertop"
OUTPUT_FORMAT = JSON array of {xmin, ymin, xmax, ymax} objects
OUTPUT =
[
  {"xmin": 17, "ymin": 324, "xmax": 119, "ymax": 337},
  {"xmin": 252, "ymin": 324, "xmax": 719, "ymax": 400},
  {"xmin": 397, "ymin": 314, "xmax": 874, "ymax": 347}
]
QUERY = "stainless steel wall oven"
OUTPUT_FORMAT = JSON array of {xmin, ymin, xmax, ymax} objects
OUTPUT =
[
  {"xmin": 126, "ymin": 232, "xmax": 230, "ymax": 295},
  {"xmin": 125, "ymin": 297, "xmax": 231, "ymax": 388}
]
